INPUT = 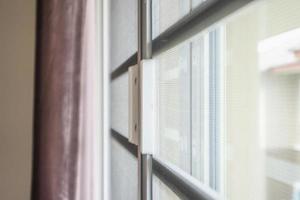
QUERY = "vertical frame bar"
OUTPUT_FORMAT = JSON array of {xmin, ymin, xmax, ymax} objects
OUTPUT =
[
  {"xmin": 140, "ymin": 0, "xmax": 153, "ymax": 200},
  {"xmin": 142, "ymin": 154, "xmax": 153, "ymax": 200},
  {"xmin": 142, "ymin": 0, "xmax": 152, "ymax": 59}
]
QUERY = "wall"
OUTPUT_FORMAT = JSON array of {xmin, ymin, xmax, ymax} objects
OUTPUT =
[{"xmin": 0, "ymin": 0, "xmax": 36, "ymax": 199}]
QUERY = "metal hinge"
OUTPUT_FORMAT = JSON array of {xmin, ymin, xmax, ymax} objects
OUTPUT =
[{"xmin": 128, "ymin": 64, "xmax": 139, "ymax": 145}]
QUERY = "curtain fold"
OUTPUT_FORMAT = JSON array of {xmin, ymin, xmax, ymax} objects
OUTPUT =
[
  {"xmin": 76, "ymin": 0, "xmax": 102, "ymax": 199},
  {"xmin": 32, "ymin": 0, "xmax": 100, "ymax": 199}
]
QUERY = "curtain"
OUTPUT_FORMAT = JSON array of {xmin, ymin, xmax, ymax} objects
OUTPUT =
[{"xmin": 31, "ymin": 0, "xmax": 101, "ymax": 199}]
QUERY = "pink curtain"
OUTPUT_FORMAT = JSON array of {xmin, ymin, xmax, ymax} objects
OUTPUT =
[{"xmin": 32, "ymin": 0, "xmax": 101, "ymax": 199}]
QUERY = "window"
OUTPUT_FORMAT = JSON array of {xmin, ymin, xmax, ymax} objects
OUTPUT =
[{"xmin": 152, "ymin": 0, "xmax": 300, "ymax": 199}]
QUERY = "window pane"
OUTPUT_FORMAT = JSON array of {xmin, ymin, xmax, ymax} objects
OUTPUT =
[
  {"xmin": 110, "ymin": 0, "xmax": 137, "ymax": 71},
  {"xmin": 111, "ymin": 72, "xmax": 129, "ymax": 137},
  {"xmin": 152, "ymin": 0, "xmax": 190, "ymax": 38},
  {"xmin": 155, "ymin": 43, "xmax": 191, "ymax": 172},
  {"xmin": 192, "ymin": 0, "xmax": 207, "ymax": 9},
  {"xmin": 153, "ymin": 175, "xmax": 181, "ymax": 200}
]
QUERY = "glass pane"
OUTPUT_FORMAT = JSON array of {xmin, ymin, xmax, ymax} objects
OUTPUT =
[
  {"xmin": 111, "ymin": 72, "xmax": 129, "ymax": 137},
  {"xmin": 192, "ymin": 0, "xmax": 207, "ymax": 9},
  {"xmin": 155, "ymin": 43, "xmax": 191, "ymax": 172},
  {"xmin": 111, "ymin": 136, "xmax": 138, "ymax": 200},
  {"xmin": 153, "ymin": 175, "xmax": 181, "ymax": 200},
  {"xmin": 151, "ymin": 0, "xmax": 210, "ymax": 38},
  {"xmin": 110, "ymin": 0, "xmax": 138, "ymax": 71},
  {"xmin": 152, "ymin": 0, "xmax": 190, "ymax": 38}
]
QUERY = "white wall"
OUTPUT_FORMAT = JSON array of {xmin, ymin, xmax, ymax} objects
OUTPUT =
[{"xmin": 0, "ymin": 0, "xmax": 35, "ymax": 199}]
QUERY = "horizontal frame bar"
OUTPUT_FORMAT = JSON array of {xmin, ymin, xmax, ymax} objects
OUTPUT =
[
  {"xmin": 111, "ymin": 129, "xmax": 138, "ymax": 157},
  {"xmin": 152, "ymin": 0, "xmax": 254, "ymax": 55},
  {"xmin": 153, "ymin": 158, "xmax": 219, "ymax": 200},
  {"xmin": 111, "ymin": 52, "xmax": 138, "ymax": 81}
]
